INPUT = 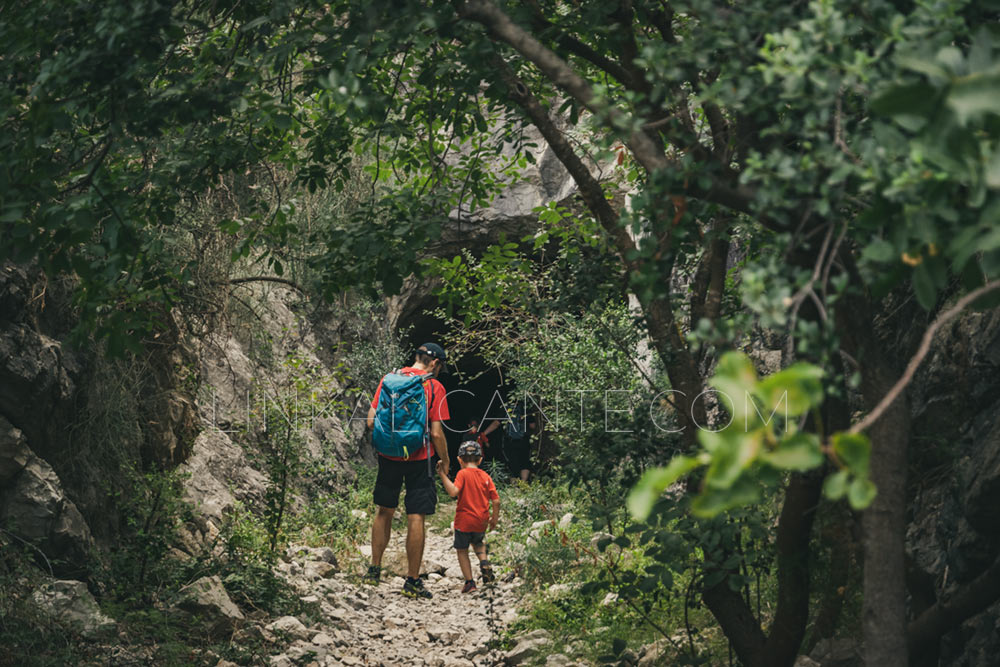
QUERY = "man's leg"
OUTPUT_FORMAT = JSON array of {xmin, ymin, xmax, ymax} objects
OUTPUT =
[
  {"xmin": 519, "ymin": 468, "xmax": 530, "ymax": 482},
  {"xmin": 405, "ymin": 513, "xmax": 425, "ymax": 579},
  {"xmin": 371, "ymin": 505, "xmax": 395, "ymax": 567},
  {"xmin": 456, "ymin": 548, "xmax": 473, "ymax": 581}
]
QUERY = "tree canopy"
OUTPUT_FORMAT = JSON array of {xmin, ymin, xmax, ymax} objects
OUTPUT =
[{"xmin": 4, "ymin": 1, "xmax": 1000, "ymax": 665}]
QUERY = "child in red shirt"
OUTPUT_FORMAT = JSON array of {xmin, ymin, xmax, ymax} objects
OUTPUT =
[{"xmin": 437, "ymin": 441, "xmax": 500, "ymax": 593}]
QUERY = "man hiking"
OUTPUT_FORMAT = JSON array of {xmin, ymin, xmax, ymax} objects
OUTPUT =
[{"xmin": 365, "ymin": 343, "xmax": 450, "ymax": 599}]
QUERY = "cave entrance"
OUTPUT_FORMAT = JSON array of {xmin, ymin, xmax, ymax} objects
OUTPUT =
[{"xmin": 394, "ymin": 295, "xmax": 512, "ymax": 470}]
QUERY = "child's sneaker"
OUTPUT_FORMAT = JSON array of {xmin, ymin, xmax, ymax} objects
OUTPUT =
[
  {"xmin": 362, "ymin": 565, "xmax": 382, "ymax": 586},
  {"xmin": 480, "ymin": 566, "xmax": 496, "ymax": 585},
  {"xmin": 461, "ymin": 579, "xmax": 478, "ymax": 594},
  {"xmin": 402, "ymin": 577, "xmax": 433, "ymax": 599}
]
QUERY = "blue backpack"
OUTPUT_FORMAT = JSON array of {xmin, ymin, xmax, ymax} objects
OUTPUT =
[
  {"xmin": 372, "ymin": 371, "xmax": 435, "ymax": 458},
  {"xmin": 505, "ymin": 405, "xmax": 528, "ymax": 440}
]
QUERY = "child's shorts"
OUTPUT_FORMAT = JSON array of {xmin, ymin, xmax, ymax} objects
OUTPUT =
[{"xmin": 453, "ymin": 529, "xmax": 486, "ymax": 549}]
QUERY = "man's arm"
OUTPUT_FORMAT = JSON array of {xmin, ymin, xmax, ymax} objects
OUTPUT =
[
  {"xmin": 430, "ymin": 420, "xmax": 449, "ymax": 476},
  {"xmin": 437, "ymin": 462, "xmax": 459, "ymax": 498},
  {"xmin": 481, "ymin": 420, "xmax": 500, "ymax": 436},
  {"xmin": 367, "ymin": 405, "xmax": 376, "ymax": 430}
]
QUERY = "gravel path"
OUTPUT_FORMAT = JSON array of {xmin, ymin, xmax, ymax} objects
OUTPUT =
[{"xmin": 263, "ymin": 525, "xmax": 520, "ymax": 667}]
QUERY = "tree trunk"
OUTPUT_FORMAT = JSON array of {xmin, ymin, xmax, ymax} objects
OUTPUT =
[
  {"xmin": 808, "ymin": 509, "xmax": 855, "ymax": 650},
  {"xmin": 837, "ymin": 289, "xmax": 910, "ymax": 667}
]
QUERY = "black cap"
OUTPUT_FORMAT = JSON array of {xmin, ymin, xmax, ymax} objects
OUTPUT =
[
  {"xmin": 417, "ymin": 342, "xmax": 447, "ymax": 372},
  {"xmin": 458, "ymin": 440, "xmax": 482, "ymax": 458}
]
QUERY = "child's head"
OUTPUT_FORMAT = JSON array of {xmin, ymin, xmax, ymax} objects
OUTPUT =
[{"xmin": 457, "ymin": 440, "xmax": 483, "ymax": 467}]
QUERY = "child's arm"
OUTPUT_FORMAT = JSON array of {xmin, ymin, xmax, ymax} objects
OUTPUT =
[
  {"xmin": 488, "ymin": 498, "xmax": 500, "ymax": 531},
  {"xmin": 436, "ymin": 461, "xmax": 460, "ymax": 498}
]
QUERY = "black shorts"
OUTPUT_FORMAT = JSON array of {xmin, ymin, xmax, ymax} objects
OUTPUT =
[
  {"xmin": 453, "ymin": 530, "xmax": 486, "ymax": 550},
  {"xmin": 504, "ymin": 438, "xmax": 531, "ymax": 473},
  {"xmin": 373, "ymin": 456, "xmax": 437, "ymax": 515}
]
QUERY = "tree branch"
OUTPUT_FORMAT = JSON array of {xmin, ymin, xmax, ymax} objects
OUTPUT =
[
  {"xmin": 689, "ymin": 217, "xmax": 730, "ymax": 328},
  {"xmin": 907, "ymin": 551, "xmax": 1000, "ymax": 655},
  {"xmin": 224, "ymin": 276, "xmax": 305, "ymax": 292},
  {"xmin": 488, "ymin": 55, "xmax": 630, "ymax": 257},
  {"xmin": 456, "ymin": 0, "xmax": 776, "ymax": 227},
  {"xmin": 457, "ymin": 0, "xmax": 668, "ymax": 169},
  {"xmin": 523, "ymin": 0, "xmax": 637, "ymax": 88}
]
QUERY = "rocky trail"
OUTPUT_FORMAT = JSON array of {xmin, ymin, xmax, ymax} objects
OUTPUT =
[{"xmin": 250, "ymin": 526, "xmax": 541, "ymax": 667}]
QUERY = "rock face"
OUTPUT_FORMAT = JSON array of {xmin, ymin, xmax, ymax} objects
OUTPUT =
[
  {"xmin": 0, "ymin": 264, "xmax": 81, "ymax": 457},
  {"xmin": 905, "ymin": 308, "xmax": 1000, "ymax": 665},
  {"xmin": 177, "ymin": 284, "xmax": 368, "ymax": 554},
  {"xmin": 386, "ymin": 120, "xmax": 615, "ymax": 338},
  {"xmin": 0, "ymin": 416, "xmax": 94, "ymax": 575},
  {"xmin": 30, "ymin": 579, "xmax": 116, "ymax": 639},
  {"xmin": 0, "ymin": 261, "xmax": 198, "ymax": 567}
]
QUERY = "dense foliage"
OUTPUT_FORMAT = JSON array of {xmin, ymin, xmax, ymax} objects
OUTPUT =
[{"xmin": 4, "ymin": 1, "xmax": 1000, "ymax": 666}]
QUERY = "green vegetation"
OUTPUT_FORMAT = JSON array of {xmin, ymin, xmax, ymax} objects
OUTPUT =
[{"xmin": 4, "ymin": 0, "xmax": 1000, "ymax": 666}]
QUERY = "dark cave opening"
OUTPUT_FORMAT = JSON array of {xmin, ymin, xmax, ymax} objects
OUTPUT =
[{"xmin": 396, "ymin": 296, "xmax": 514, "ymax": 468}]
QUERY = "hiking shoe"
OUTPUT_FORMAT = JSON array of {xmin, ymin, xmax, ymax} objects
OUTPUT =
[
  {"xmin": 480, "ymin": 566, "xmax": 496, "ymax": 585},
  {"xmin": 461, "ymin": 580, "xmax": 478, "ymax": 594},
  {"xmin": 362, "ymin": 565, "xmax": 382, "ymax": 586},
  {"xmin": 402, "ymin": 577, "xmax": 432, "ymax": 599}
]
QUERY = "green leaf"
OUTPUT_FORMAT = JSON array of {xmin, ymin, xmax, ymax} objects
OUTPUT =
[
  {"xmin": 691, "ymin": 474, "xmax": 761, "ymax": 518},
  {"xmin": 947, "ymin": 70, "xmax": 1000, "ymax": 125},
  {"xmin": 763, "ymin": 433, "xmax": 824, "ymax": 471},
  {"xmin": 912, "ymin": 263, "xmax": 937, "ymax": 310},
  {"xmin": 709, "ymin": 352, "xmax": 759, "ymax": 421},
  {"xmin": 871, "ymin": 82, "xmax": 938, "ymax": 122},
  {"xmin": 848, "ymin": 476, "xmax": 878, "ymax": 510},
  {"xmin": 755, "ymin": 363, "xmax": 825, "ymax": 418},
  {"xmin": 627, "ymin": 456, "xmax": 701, "ymax": 521},
  {"xmin": 702, "ymin": 429, "xmax": 762, "ymax": 489},
  {"xmin": 832, "ymin": 432, "xmax": 871, "ymax": 477},
  {"xmin": 823, "ymin": 470, "xmax": 850, "ymax": 500}
]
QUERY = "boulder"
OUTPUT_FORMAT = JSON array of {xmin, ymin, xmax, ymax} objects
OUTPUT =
[
  {"xmin": 30, "ymin": 579, "xmax": 116, "ymax": 639},
  {"xmin": 505, "ymin": 629, "xmax": 552, "ymax": 665},
  {"xmin": 558, "ymin": 513, "xmax": 575, "ymax": 530},
  {"xmin": 0, "ymin": 421, "xmax": 94, "ymax": 573},
  {"xmin": 546, "ymin": 583, "xmax": 575, "ymax": 598},
  {"xmin": 637, "ymin": 638, "xmax": 672, "ymax": 666},
  {"xmin": 311, "ymin": 631, "xmax": 335, "ymax": 647},
  {"xmin": 427, "ymin": 626, "xmax": 462, "ymax": 644},
  {"xmin": 173, "ymin": 575, "xmax": 244, "ymax": 637},
  {"xmin": 177, "ymin": 429, "xmax": 268, "ymax": 551},
  {"xmin": 266, "ymin": 615, "xmax": 311, "ymax": 641},
  {"xmin": 287, "ymin": 545, "xmax": 338, "ymax": 566},
  {"xmin": 809, "ymin": 638, "xmax": 862, "ymax": 667},
  {"xmin": 304, "ymin": 561, "xmax": 337, "ymax": 580}
]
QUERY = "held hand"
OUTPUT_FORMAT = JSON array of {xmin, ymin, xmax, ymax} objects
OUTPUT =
[
  {"xmin": 436, "ymin": 460, "xmax": 445, "ymax": 474},
  {"xmin": 439, "ymin": 458, "xmax": 450, "ymax": 477},
  {"xmin": 488, "ymin": 517, "xmax": 498, "ymax": 531}
]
